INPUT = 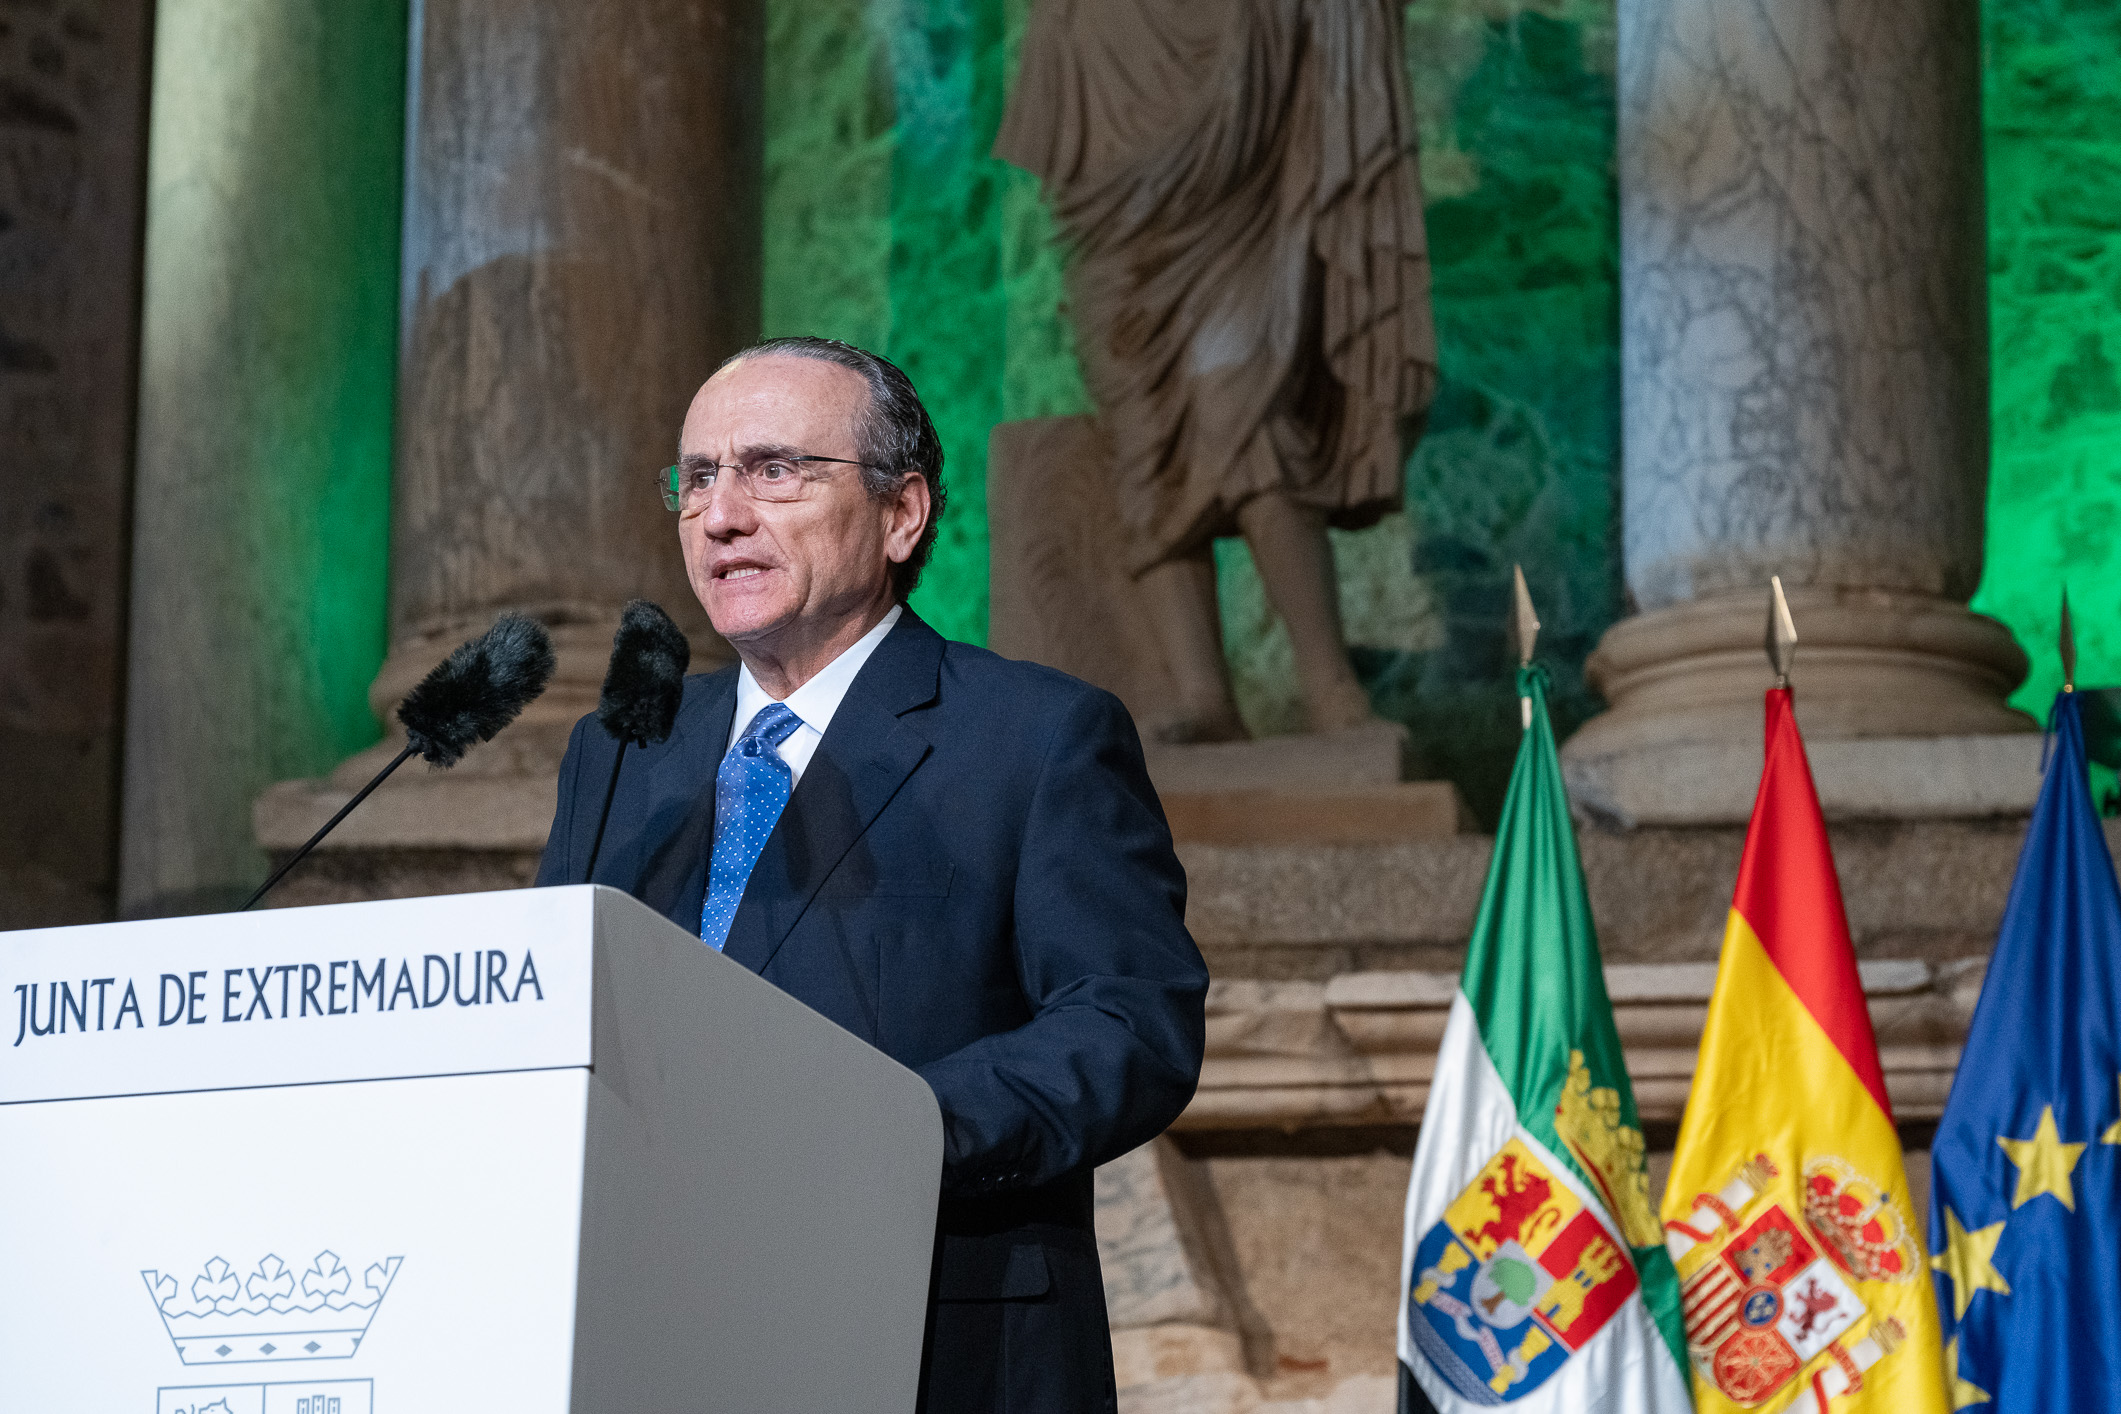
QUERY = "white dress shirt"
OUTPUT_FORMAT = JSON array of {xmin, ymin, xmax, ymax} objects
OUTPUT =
[{"xmin": 727, "ymin": 603, "xmax": 903, "ymax": 788}]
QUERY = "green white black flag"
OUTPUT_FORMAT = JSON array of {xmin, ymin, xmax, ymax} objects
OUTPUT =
[{"xmin": 1397, "ymin": 667, "xmax": 1690, "ymax": 1412}]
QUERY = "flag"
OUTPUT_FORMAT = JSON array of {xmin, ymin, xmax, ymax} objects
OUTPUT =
[
  {"xmin": 1661, "ymin": 689, "xmax": 1948, "ymax": 1412},
  {"xmin": 1398, "ymin": 666, "xmax": 1692, "ymax": 1412},
  {"xmin": 1927, "ymin": 690, "xmax": 2121, "ymax": 1407}
]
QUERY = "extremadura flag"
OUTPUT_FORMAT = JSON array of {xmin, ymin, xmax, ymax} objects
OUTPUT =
[
  {"xmin": 1927, "ymin": 689, "xmax": 2121, "ymax": 1406},
  {"xmin": 1662, "ymin": 689, "xmax": 1948, "ymax": 1412},
  {"xmin": 1397, "ymin": 667, "xmax": 1691, "ymax": 1412}
]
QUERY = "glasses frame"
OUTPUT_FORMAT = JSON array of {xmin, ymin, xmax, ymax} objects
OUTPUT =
[{"xmin": 658, "ymin": 453, "xmax": 886, "ymax": 512}]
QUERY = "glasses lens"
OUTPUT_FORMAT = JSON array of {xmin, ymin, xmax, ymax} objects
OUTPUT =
[
  {"xmin": 660, "ymin": 457, "xmax": 830, "ymax": 511},
  {"xmin": 749, "ymin": 459, "xmax": 810, "ymax": 502}
]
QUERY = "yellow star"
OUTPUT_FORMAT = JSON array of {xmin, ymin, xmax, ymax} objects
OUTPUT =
[
  {"xmin": 1930, "ymin": 1206, "xmax": 2010, "ymax": 1320},
  {"xmin": 2103, "ymin": 1075, "xmax": 2120, "ymax": 1145},
  {"xmin": 1998, "ymin": 1106, "xmax": 2088, "ymax": 1210},
  {"xmin": 1945, "ymin": 1336, "xmax": 1991, "ymax": 1409}
]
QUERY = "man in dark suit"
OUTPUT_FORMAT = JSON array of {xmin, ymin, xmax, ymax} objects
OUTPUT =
[{"xmin": 536, "ymin": 336, "xmax": 1208, "ymax": 1413}]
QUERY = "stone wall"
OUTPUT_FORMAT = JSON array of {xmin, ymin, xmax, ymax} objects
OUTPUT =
[
  {"xmin": 1083, "ymin": 815, "xmax": 2017, "ymax": 1410},
  {"xmin": 0, "ymin": 0, "xmax": 153, "ymax": 928}
]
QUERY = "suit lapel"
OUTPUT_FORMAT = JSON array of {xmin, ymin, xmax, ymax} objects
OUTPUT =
[
  {"xmin": 631, "ymin": 667, "xmax": 738, "ymax": 937},
  {"xmin": 722, "ymin": 613, "xmax": 942, "ymax": 976}
]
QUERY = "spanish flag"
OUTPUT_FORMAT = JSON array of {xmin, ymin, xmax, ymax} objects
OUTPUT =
[{"xmin": 1661, "ymin": 689, "xmax": 1948, "ymax": 1412}]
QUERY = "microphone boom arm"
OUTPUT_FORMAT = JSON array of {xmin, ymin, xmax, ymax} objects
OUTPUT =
[{"xmin": 239, "ymin": 743, "xmax": 417, "ymax": 912}]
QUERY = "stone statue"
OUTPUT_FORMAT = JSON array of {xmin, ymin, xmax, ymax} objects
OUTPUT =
[{"xmin": 995, "ymin": 0, "xmax": 1437, "ymax": 742}]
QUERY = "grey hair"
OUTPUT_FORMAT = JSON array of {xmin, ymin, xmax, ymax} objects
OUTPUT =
[{"xmin": 715, "ymin": 335, "xmax": 946, "ymax": 599}]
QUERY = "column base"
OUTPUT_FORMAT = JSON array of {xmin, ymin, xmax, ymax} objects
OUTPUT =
[{"xmin": 1561, "ymin": 588, "xmax": 2035, "ymax": 827}]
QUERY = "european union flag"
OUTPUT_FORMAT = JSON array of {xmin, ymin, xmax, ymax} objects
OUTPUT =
[{"xmin": 1929, "ymin": 691, "xmax": 2121, "ymax": 1406}]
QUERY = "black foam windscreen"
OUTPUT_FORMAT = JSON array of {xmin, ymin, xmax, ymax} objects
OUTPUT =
[
  {"xmin": 597, "ymin": 600, "xmax": 691, "ymax": 748},
  {"xmin": 397, "ymin": 611, "xmax": 558, "ymax": 768}
]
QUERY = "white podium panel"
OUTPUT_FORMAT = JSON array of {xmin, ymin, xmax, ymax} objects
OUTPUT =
[{"xmin": 0, "ymin": 886, "xmax": 943, "ymax": 1413}]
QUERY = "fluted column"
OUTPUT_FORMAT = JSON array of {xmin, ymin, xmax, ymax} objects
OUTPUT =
[
  {"xmin": 1564, "ymin": 0, "xmax": 2032, "ymax": 824},
  {"xmin": 256, "ymin": 0, "xmax": 760, "ymax": 889}
]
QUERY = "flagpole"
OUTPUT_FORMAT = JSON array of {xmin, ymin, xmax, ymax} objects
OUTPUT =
[{"xmin": 2060, "ymin": 585, "xmax": 2076, "ymax": 693}]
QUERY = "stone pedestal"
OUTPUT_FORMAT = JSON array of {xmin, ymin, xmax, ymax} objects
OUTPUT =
[
  {"xmin": 991, "ymin": 414, "xmax": 1453, "ymax": 814},
  {"xmin": 1144, "ymin": 727, "xmax": 1408, "ymax": 797},
  {"xmin": 1568, "ymin": 0, "xmax": 2031, "ymax": 816},
  {"xmin": 1568, "ymin": 587, "xmax": 2040, "ymax": 825},
  {"xmin": 257, "ymin": 0, "xmax": 762, "ymax": 879}
]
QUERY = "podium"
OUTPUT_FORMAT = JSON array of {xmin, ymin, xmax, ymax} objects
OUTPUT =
[{"xmin": 0, "ymin": 885, "xmax": 944, "ymax": 1413}]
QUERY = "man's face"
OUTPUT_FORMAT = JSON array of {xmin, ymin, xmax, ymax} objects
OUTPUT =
[{"xmin": 677, "ymin": 355, "xmax": 922, "ymax": 652}]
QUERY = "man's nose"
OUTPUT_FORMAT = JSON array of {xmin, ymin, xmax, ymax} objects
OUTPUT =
[{"xmin": 694, "ymin": 477, "xmax": 754, "ymax": 537}]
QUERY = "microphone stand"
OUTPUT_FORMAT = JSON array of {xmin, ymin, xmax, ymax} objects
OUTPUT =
[
  {"xmin": 583, "ymin": 739, "xmax": 629, "ymax": 884},
  {"xmin": 239, "ymin": 744, "xmax": 417, "ymax": 911}
]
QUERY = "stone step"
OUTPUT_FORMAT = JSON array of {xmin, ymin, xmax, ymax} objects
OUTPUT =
[{"xmin": 1161, "ymin": 784, "xmax": 1468, "ymax": 846}]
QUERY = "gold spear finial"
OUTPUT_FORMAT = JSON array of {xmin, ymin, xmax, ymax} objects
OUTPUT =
[
  {"xmin": 1513, "ymin": 564, "xmax": 1540, "ymax": 668},
  {"xmin": 2061, "ymin": 586, "xmax": 2077, "ymax": 693},
  {"xmin": 1514, "ymin": 565, "xmax": 1541, "ymax": 728},
  {"xmin": 1766, "ymin": 576, "xmax": 1797, "ymax": 687}
]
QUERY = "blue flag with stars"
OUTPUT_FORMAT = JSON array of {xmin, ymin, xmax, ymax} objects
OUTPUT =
[{"xmin": 1928, "ymin": 690, "xmax": 2121, "ymax": 1407}]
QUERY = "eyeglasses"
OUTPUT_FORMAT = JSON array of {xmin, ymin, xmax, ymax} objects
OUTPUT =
[{"xmin": 658, "ymin": 453, "xmax": 884, "ymax": 512}]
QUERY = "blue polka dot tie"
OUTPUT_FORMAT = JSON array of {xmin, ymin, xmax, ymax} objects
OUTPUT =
[{"xmin": 700, "ymin": 702, "xmax": 804, "ymax": 951}]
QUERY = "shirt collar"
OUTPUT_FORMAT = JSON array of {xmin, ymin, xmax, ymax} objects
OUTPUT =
[{"xmin": 732, "ymin": 602, "xmax": 904, "ymax": 740}]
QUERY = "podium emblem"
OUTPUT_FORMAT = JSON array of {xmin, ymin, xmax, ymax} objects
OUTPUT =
[
  {"xmin": 156, "ymin": 1376, "xmax": 373, "ymax": 1413},
  {"xmin": 141, "ymin": 1252, "xmax": 403, "ymax": 1365}
]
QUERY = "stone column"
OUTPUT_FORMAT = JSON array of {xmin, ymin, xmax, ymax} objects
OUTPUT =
[
  {"xmin": 255, "ymin": 0, "xmax": 760, "ymax": 897},
  {"xmin": 1564, "ymin": 0, "xmax": 2034, "ymax": 825},
  {"xmin": 120, "ymin": 0, "xmax": 408, "ymax": 918}
]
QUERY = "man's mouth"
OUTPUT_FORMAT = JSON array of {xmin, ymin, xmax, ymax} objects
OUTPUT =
[{"xmin": 716, "ymin": 566, "xmax": 768, "ymax": 581}]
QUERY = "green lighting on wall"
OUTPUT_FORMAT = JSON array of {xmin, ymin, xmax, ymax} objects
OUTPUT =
[
  {"xmin": 760, "ymin": 0, "xmax": 2121, "ymax": 805},
  {"xmin": 761, "ymin": 0, "xmax": 1086, "ymax": 646},
  {"xmin": 1971, "ymin": 0, "xmax": 2121, "ymax": 711}
]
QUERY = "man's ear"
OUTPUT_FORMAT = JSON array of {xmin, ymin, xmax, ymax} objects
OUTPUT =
[{"xmin": 884, "ymin": 474, "xmax": 931, "ymax": 564}]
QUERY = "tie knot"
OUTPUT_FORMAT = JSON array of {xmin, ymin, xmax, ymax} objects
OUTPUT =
[{"xmin": 740, "ymin": 702, "xmax": 804, "ymax": 753}]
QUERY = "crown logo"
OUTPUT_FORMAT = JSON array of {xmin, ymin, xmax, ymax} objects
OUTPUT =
[
  {"xmin": 1554, "ymin": 1048, "xmax": 1660, "ymax": 1247},
  {"xmin": 1801, "ymin": 1157, "xmax": 1913, "ymax": 1283},
  {"xmin": 141, "ymin": 1250, "xmax": 404, "ymax": 1365}
]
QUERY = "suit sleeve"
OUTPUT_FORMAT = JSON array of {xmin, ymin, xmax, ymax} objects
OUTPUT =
[
  {"xmin": 534, "ymin": 714, "xmax": 591, "ymax": 887},
  {"xmin": 915, "ymin": 686, "xmax": 1208, "ymax": 1197}
]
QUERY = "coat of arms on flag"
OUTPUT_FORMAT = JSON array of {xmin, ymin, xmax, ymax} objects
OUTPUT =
[
  {"xmin": 1407, "ymin": 1138, "xmax": 1640, "ymax": 1403},
  {"xmin": 1666, "ymin": 1153, "xmax": 1914, "ymax": 1406}
]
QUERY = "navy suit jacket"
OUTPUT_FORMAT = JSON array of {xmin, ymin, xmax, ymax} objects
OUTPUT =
[{"xmin": 536, "ymin": 610, "xmax": 1207, "ymax": 1413}]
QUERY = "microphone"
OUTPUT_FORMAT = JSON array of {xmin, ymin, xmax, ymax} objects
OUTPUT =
[
  {"xmin": 583, "ymin": 600, "xmax": 691, "ymax": 882},
  {"xmin": 241, "ymin": 612, "xmax": 558, "ymax": 910}
]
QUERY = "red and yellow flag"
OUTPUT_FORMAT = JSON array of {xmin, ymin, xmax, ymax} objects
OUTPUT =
[{"xmin": 1662, "ymin": 690, "xmax": 1948, "ymax": 1412}]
